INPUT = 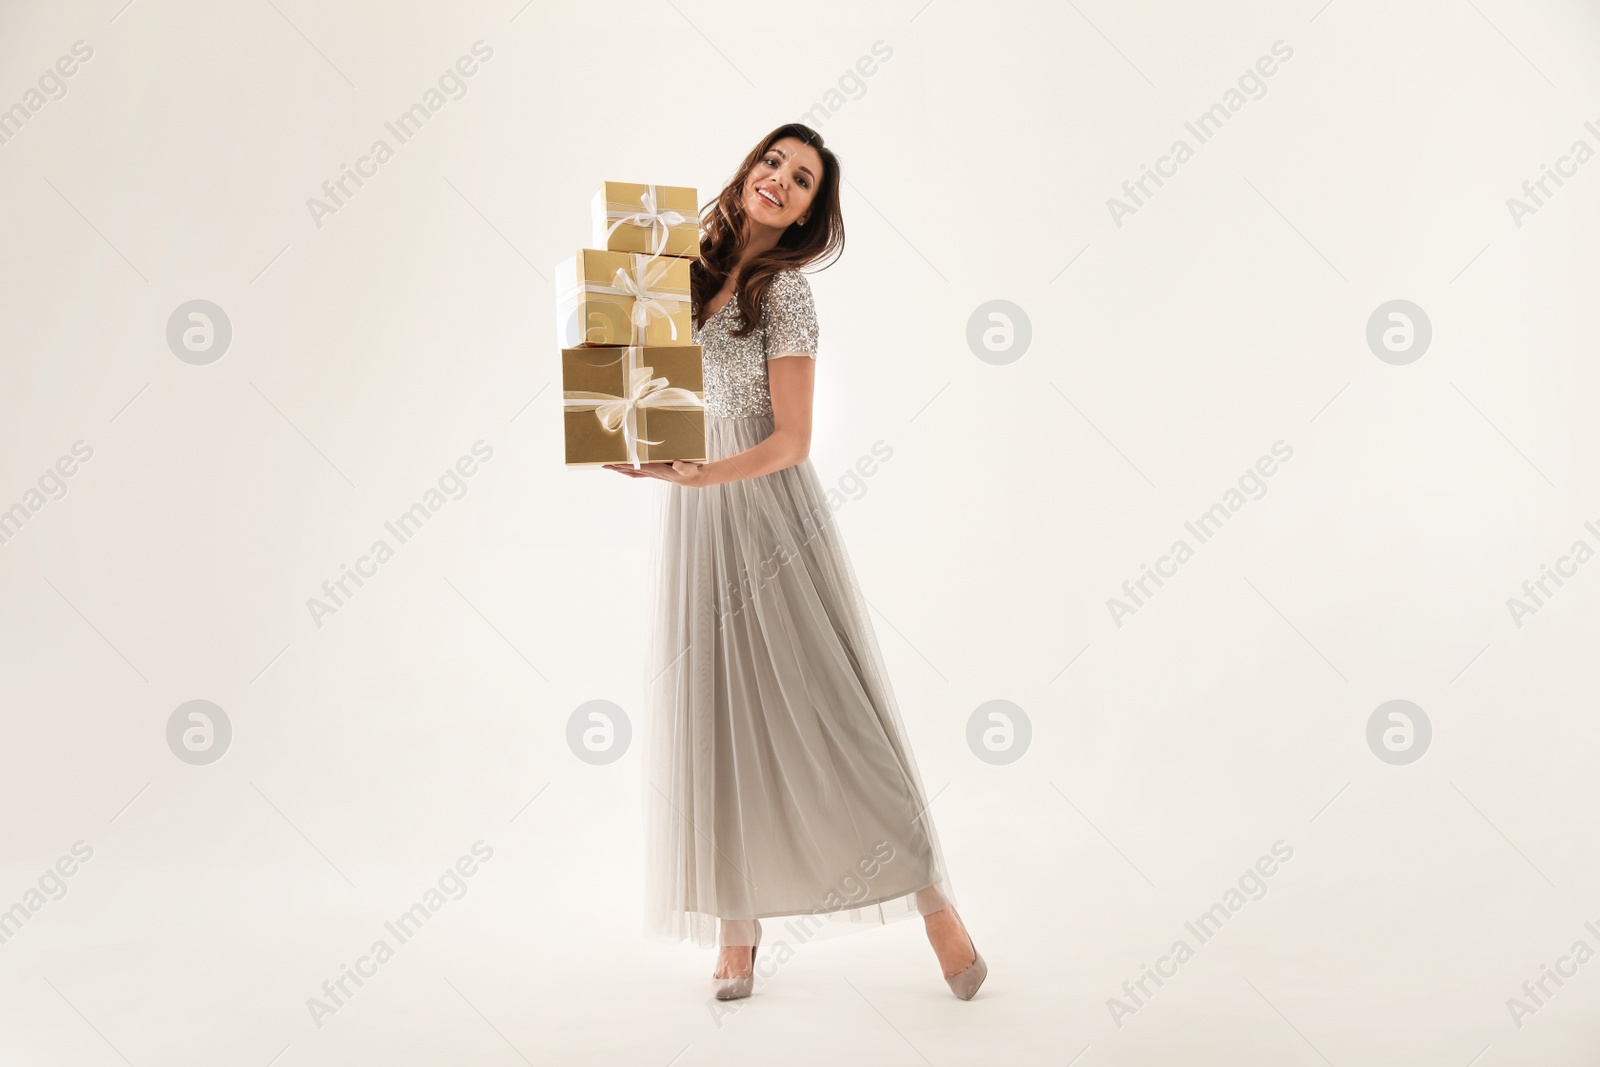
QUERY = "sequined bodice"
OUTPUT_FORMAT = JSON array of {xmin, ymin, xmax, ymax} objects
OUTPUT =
[{"xmin": 692, "ymin": 269, "xmax": 819, "ymax": 418}]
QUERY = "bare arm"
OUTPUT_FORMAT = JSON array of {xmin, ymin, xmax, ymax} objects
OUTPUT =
[
  {"xmin": 604, "ymin": 356, "xmax": 814, "ymax": 486},
  {"xmin": 606, "ymin": 270, "xmax": 819, "ymax": 488},
  {"xmin": 694, "ymin": 355, "xmax": 814, "ymax": 486}
]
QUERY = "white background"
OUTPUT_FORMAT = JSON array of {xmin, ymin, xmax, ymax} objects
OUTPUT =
[{"xmin": 2, "ymin": 0, "xmax": 1599, "ymax": 1063}]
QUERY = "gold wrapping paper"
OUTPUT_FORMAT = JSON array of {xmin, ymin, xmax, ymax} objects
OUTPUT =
[
  {"xmin": 591, "ymin": 182, "xmax": 701, "ymax": 259},
  {"xmin": 555, "ymin": 249, "xmax": 694, "ymax": 348},
  {"xmin": 563, "ymin": 345, "xmax": 707, "ymax": 466}
]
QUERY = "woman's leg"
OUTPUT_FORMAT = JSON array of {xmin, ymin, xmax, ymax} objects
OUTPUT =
[
  {"xmin": 714, "ymin": 917, "xmax": 757, "ymax": 980},
  {"xmin": 717, "ymin": 917, "xmax": 757, "ymax": 947},
  {"xmin": 918, "ymin": 883, "xmax": 976, "ymax": 976},
  {"xmin": 914, "ymin": 882, "xmax": 950, "ymax": 916}
]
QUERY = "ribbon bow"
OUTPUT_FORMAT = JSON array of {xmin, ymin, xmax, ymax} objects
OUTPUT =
[
  {"xmin": 609, "ymin": 259, "xmax": 681, "ymax": 342},
  {"xmin": 564, "ymin": 355, "xmax": 703, "ymax": 467},
  {"xmin": 603, "ymin": 188, "xmax": 688, "ymax": 259}
]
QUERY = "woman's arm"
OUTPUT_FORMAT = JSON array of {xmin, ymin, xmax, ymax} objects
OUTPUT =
[
  {"xmin": 612, "ymin": 356, "xmax": 814, "ymax": 487},
  {"xmin": 610, "ymin": 269, "xmax": 819, "ymax": 487},
  {"xmin": 689, "ymin": 355, "xmax": 815, "ymax": 487}
]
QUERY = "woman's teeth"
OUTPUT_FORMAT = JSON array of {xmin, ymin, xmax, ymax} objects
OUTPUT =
[{"xmin": 758, "ymin": 188, "xmax": 781, "ymax": 207}]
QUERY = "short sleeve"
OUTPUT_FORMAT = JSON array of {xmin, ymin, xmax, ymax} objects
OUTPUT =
[{"xmin": 762, "ymin": 270, "xmax": 818, "ymax": 360}]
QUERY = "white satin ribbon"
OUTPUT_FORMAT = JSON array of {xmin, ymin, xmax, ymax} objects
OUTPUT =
[
  {"xmin": 601, "ymin": 187, "xmax": 690, "ymax": 259},
  {"xmin": 563, "ymin": 254, "xmax": 689, "ymax": 344},
  {"xmin": 608, "ymin": 258, "xmax": 683, "ymax": 342},
  {"xmin": 560, "ymin": 252, "xmax": 691, "ymax": 343},
  {"xmin": 563, "ymin": 348, "xmax": 704, "ymax": 467}
]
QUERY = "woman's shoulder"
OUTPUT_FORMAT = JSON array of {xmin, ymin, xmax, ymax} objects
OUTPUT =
[
  {"xmin": 759, "ymin": 267, "xmax": 819, "ymax": 356},
  {"xmin": 761, "ymin": 268, "xmax": 815, "ymax": 317}
]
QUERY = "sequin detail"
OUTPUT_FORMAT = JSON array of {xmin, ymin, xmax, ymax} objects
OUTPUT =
[{"xmin": 692, "ymin": 269, "xmax": 818, "ymax": 418}]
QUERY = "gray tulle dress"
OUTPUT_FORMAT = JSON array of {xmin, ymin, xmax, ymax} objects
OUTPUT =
[{"xmin": 641, "ymin": 268, "xmax": 956, "ymax": 949}]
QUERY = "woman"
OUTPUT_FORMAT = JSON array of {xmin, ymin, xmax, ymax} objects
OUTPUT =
[{"xmin": 604, "ymin": 123, "xmax": 987, "ymax": 1002}]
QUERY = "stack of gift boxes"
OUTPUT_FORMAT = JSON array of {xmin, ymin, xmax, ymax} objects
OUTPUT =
[{"xmin": 557, "ymin": 182, "xmax": 706, "ymax": 468}]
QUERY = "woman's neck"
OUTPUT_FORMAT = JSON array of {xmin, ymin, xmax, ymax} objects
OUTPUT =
[{"xmin": 733, "ymin": 222, "xmax": 783, "ymax": 275}]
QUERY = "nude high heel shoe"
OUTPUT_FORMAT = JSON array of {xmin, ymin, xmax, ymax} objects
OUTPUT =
[
  {"xmin": 711, "ymin": 918, "xmax": 762, "ymax": 1000},
  {"xmin": 943, "ymin": 910, "xmax": 987, "ymax": 1000}
]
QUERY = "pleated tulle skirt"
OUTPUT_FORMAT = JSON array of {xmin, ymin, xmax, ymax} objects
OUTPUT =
[{"xmin": 641, "ymin": 413, "xmax": 955, "ymax": 949}]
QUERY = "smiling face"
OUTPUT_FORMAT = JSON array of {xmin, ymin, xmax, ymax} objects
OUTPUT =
[{"xmin": 741, "ymin": 136, "xmax": 824, "ymax": 232}]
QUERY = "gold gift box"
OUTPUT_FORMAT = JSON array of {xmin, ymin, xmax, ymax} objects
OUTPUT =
[
  {"xmin": 591, "ymin": 181, "xmax": 700, "ymax": 259},
  {"xmin": 555, "ymin": 249, "xmax": 694, "ymax": 348},
  {"xmin": 563, "ymin": 345, "xmax": 707, "ymax": 466}
]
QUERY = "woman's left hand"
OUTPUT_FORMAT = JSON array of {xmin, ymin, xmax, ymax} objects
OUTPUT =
[{"xmin": 603, "ymin": 460, "xmax": 713, "ymax": 487}]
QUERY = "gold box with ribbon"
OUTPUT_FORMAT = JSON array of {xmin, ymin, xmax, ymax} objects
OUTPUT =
[
  {"xmin": 563, "ymin": 345, "xmax": 706, "ymax": 466},
  {"xmin": 591, "ymin": 182, "xmax": 700, "ymax": 259},
  {"xmin": 555, "ymin": 249, "xmax": 694, "ymax": 348}
]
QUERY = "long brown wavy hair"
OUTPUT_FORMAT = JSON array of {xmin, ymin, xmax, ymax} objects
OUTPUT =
[{"xmin": 691, "ymin": 123, "xmax": 844, "ymax": 337}]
